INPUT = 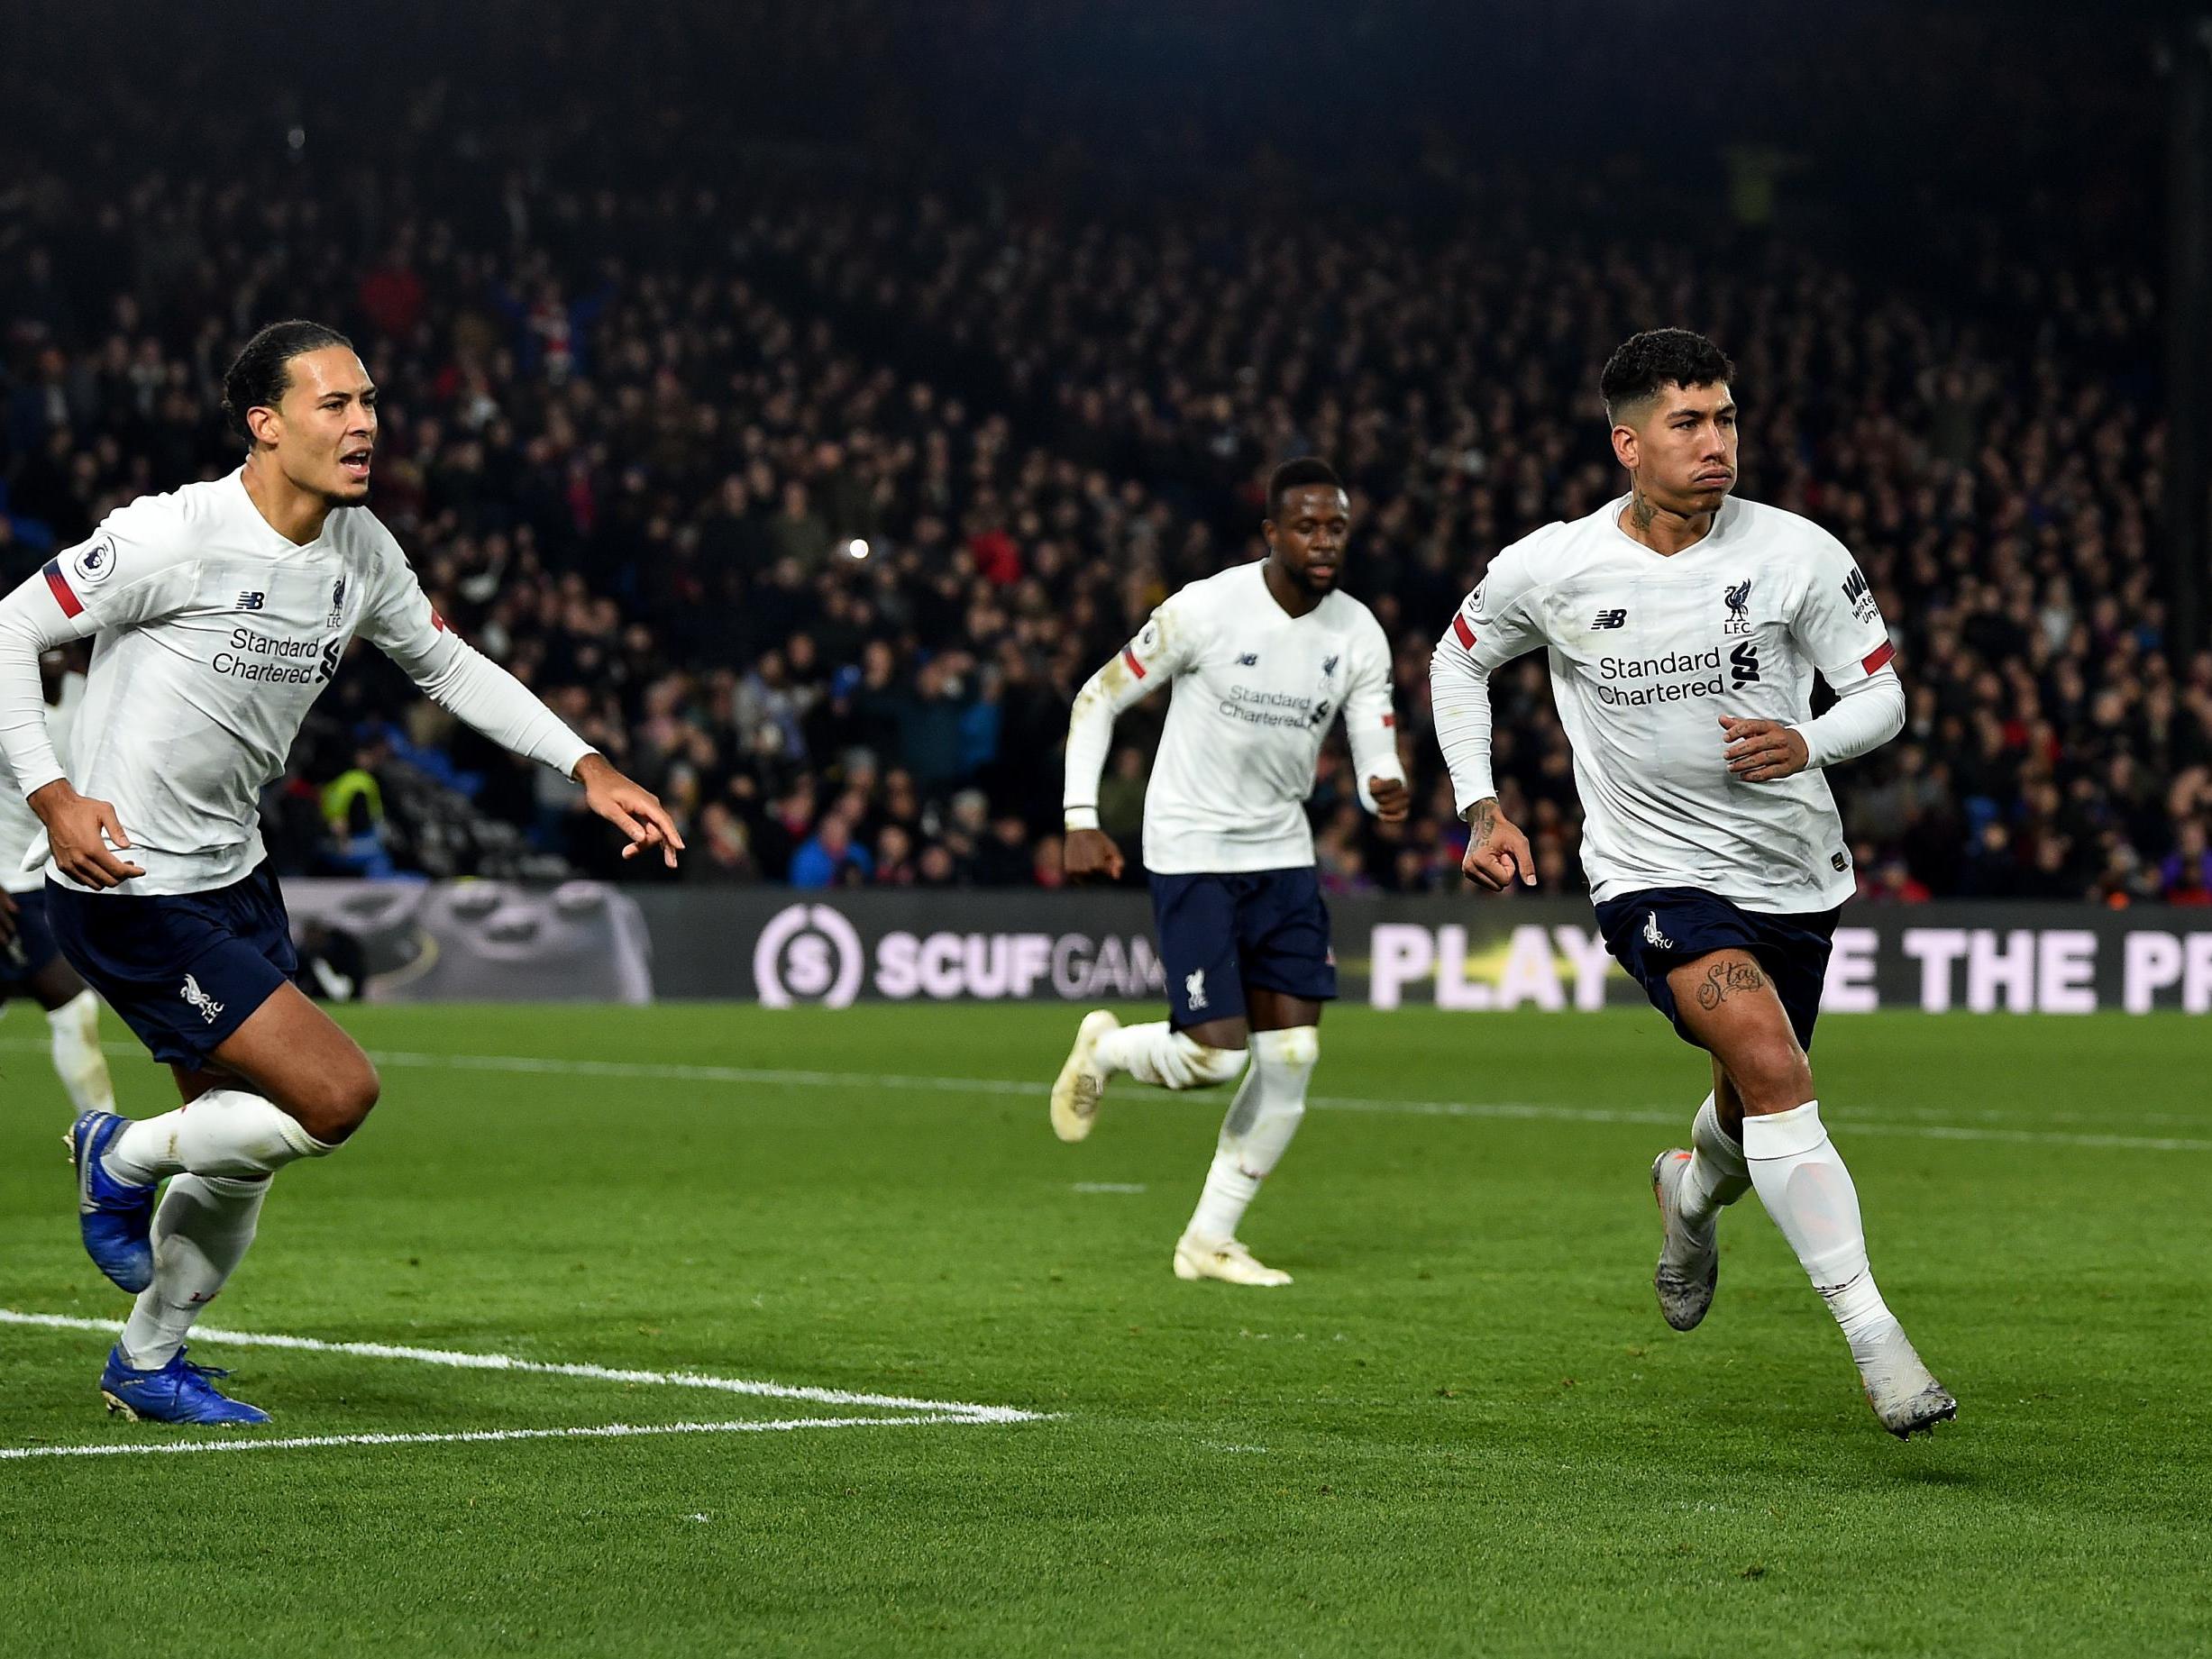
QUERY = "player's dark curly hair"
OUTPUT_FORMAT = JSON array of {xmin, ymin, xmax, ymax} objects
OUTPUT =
[
  {"xmin": 221, "ymin": 319, "xmax": 356, "ymax": 445},
  {"xmin": 1267, "ymin": 456, "xmax": 1346, "ymax": 518},
  {"xmin": 1599, "ymin": 329, "xmax": 1735, "ymax": 424}
]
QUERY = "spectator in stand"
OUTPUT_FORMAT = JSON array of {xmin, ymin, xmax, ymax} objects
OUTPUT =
[{"xmin": 790, "ymin": 808, "xmax": 873, "ymax": 889}]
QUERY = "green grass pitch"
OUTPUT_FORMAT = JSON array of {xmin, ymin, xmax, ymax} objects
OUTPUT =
[{"xmin": 1, "ymin": 1001, "xmax": 2206, "ymax": 1656}]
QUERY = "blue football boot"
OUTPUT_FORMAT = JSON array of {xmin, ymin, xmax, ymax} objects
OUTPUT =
[
  {"xmin": 68, "ymin": 1111, "xmax": 157, "ymax": 1293},
  {"xmin": 99, "ymin": 1346, "xmax": 271, "ymax": 1426}
]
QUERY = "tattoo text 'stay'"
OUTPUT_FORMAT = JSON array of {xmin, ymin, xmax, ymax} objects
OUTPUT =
[{"xmin": 1695, "ymin": 958, "xmax": 1767, "ymax": 1011}]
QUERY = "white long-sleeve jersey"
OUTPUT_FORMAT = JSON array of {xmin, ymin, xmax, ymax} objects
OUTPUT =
[
  {"xmin": 0, "ymin": 470, "xmax": 593, "ymax": 895},
  {"xmin": 1063, "ymin": 560, "xmax": 1405, "ymax": 874},
  {"xmin": 1429, "ymin": 494, "xmax": 1904, "ymax": 914},
  {"xmin": 0, "ymin": 667, "xmax": 84, "ymax": 895}
]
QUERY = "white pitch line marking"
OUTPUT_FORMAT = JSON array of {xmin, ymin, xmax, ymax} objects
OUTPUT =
[
  {"xmin": 0, "ymin": 1414, "xmax": 989, "ymax": 1462},
  {"xmin": 3, "ymin": 1038, "xmax": 2203, "ymax": 1152},
  {"xmin": 1072, "ymin": 1182, "xmax": 1148, "ymax": 1194},
  {"xmin": 0, "ymin": 1310, "xmax": 1037, "ymax": 1421}
]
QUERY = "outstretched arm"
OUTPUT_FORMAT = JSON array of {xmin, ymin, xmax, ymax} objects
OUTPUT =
[{"xmin": 364, "ymin": 563, "xmax": 683, "ymax": 867}]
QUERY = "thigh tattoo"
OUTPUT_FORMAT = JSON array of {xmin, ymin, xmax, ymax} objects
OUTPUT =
[{"xmin": 1696, "ymin": 958, "xmax": 1766, "ymax": 1011}]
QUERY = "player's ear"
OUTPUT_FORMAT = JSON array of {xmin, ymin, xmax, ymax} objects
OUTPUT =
[
  {"xmin": 1610, "ymin": 423, "xmax": 1639, "ymax": 472},
  {"xmin": 246, "ymin": 404, "xmax": 281, "ymax": 449}
]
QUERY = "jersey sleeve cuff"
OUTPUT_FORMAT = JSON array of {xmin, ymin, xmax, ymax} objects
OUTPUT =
[
  {"xmin": 1784, "ymin": 720, "xmax": 1825, "ymax": 770},
  {"xmin": 1063, "ymin": 807, "xmax": 1101, "ymax": 832}
]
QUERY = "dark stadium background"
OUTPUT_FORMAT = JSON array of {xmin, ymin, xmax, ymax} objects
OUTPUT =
[{"xmin": 5, "ymin": 0, "xmax": 2208, "ymax": 908}]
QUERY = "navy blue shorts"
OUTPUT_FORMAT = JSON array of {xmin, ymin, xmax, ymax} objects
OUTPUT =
[
  {"xmin": 1593, "ymin": 886, "xmax": 1840, "ymax": 1053},
  {"xmin": 1150, "ymin": 867, "xmax": 1336, "ymax": 1029},
  {"xmin": 1, "ymin": 886, "xmax": 65, "ymax": 993},
  {"xmin": 46, "ymin": 866, "xmax": 298, "ymax": 1069}
]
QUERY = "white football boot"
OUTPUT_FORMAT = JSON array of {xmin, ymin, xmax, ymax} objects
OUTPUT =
[
  {"xmin": 1851, "ymin": 1321, "xmax": 1958, "ymax": 1438},
  {"xmin": 1173, "ymin": 1232, "xmax": 1292, "ymax": 1287},
  {"xmin": 1049, "ymin": 1008, "xmax": 1120, "ymax": 1143},
  {"xmin": 1650, "ymin": 1149, "xmax": 1719, "ymax": 1332}
]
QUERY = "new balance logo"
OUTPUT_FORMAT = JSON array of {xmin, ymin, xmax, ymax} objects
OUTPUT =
[
  {"xmin": 179, "ymin": 974, "xmax": 224, "ymax": 1025},
  {"xmin": 1184, "ymin": 969, "xmax": 1209, "ymax": 1012},
  {"xmin": 1642, "ymin": 912, "xmax": 1674, "ymax": 951},
  {"xmin": 1237, "ymin": 652, "xmax": 1259, "ymax": 667},
  {"xmin": 1730, "ymin": 643, "xmax": 1761, "ymax": 687},
  {"xmin": 236, "ymin": 591, "xmax": 266, "ymax": 611},
  {"xmin": 1592, "ymin": 608, "xmax": 1628, "ymax": 630}
]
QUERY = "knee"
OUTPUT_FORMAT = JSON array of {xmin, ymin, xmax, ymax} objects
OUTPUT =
[
  {"xmin": 285, "ymin": 1059, "xmax": 381, "ymax": 1144},
  {"xmin": 1173, "ymin": 1035, "xmax": 1248, "ymax": 1089},
  {"xmin": 1253, "ymin": 1025, "xmax": 1319, "ymax": 1072},
  {"xmin": 1728, "ymin": 1044, "xmax": 1814, "ymax": 1116}
]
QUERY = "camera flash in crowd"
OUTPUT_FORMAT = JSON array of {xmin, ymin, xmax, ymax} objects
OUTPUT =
[{"xmin": 846, "ymin": 538, "xmax": 871, "ymax": 560}]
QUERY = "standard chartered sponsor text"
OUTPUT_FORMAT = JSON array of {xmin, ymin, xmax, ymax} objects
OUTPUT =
[
  {"xmin": 1595, "ymin": 645, "xmax": 1723, "ymax": 707},
  {"xmin": 212, "ymin": 626, "xmax": 330, "ymax": 681},
  {"xmin": 1218, "ymin": 685, "xmax": 1316, "ymax": 727}
]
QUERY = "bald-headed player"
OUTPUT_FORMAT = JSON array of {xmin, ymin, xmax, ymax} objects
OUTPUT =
[
  {"xmin": 0, "ymin": 321, "xmax": 681, "ymax": 1426},
  {"xmin": 1430, "ymin": 329, "xmax": 1952, "ymax": 1436},
  {"xmin": 1053, "ymin": 459, "xmax": 1407, "ymax": 1285}
]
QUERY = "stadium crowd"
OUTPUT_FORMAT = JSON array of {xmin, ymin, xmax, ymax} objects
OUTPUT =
[{"xmin": 2, "ymin": 10, "xmax": 2206, "ymax": 906}]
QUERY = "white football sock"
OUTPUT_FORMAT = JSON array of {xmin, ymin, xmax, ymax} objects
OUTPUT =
[
  {"xmin": 47, "ymin": 989, "xmax": 114, "ymax": 1114},
  {"xmin": 1679, "ymin": 1092, "xmax": 1750, "ymax": 1227},
  {"xmin": 118, "ymin": 1173, "xmax": 270, "ymax": 1371},
  {"xmin": 1187, "ymin": 1026, "xmax": 1317, "ymax": 1241},
  {"xmin": 103, "ymin": 1088, "xmax": 334, "ymax": 1185},
  {"xmin": 1742, "ymin": 1100, "xmax": 1897, "ymax": 1351},
  {"xmin": 1093, "ymin": 1021, "xmax": 1248, "ymax": 1090}
]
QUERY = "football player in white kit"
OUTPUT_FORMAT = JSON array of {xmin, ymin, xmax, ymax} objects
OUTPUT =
[
  {"xmin": 0, "ymin": 644, "xmax": 114, "ymax": 1116},
  {"xmin": 1052, "ymin": 460, "xmax": 1408, "ymax": 1286},
  {"xmin": 1430, "ymin": 330, "xmax": 1954, "ymax": 1437},
  {"xmin": 0, "ymin": 322, "xmax": 681, "ymax": 1425}
]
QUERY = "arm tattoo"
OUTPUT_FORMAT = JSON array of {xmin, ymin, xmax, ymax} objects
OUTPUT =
[
  {"xmin": 1464, "ymin": 797, "xmax": 1498, "ymax": 840},
  {"xmin": 1695, "ymin": 958, "xmax": 1766, "ymax": 1011}
]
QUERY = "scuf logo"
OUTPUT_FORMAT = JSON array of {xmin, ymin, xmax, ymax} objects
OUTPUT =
[
  {"xmin": 179, "ymin": 974, "xmax": 225, "ymax": 1025},
  {"xmin": 753, "ymin": 903, "xmax": 865, "ymax": 1008}
]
